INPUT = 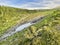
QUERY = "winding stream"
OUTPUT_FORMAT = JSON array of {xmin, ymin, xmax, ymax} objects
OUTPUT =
[{"xmin": 0, "ymin": 16, "xmax": 44, "ymax": 41}]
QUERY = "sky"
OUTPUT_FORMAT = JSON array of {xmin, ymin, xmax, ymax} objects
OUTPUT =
[{"xmin": 0, "ymin": 0, "xmax": 60, "ymax": 9}]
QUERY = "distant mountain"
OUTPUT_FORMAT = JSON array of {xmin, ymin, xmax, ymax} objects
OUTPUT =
[{"xmin": 53, "ymin": 6, "xmax": 60, "ymax": 10}]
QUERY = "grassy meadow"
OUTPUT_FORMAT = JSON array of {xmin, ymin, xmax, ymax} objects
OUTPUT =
[
  {"xmin": 0, "ymin": 6, "xmax": 53, "ymax": 36},
  {"xmin": 0, "ymin": 6, "xmax": 60, "ymax": 45}
]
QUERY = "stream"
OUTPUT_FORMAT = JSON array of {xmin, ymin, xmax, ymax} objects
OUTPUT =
[{"xmin": 0, "ymin": 16, "xmax": 44, "ymax": 41}]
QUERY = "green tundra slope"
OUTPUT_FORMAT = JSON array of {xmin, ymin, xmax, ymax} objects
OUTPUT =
[
  {"xmin": 0, "ymin": 9, "xmax": 60, "ymax": 45},
  {"xmin": 0, "ymin": 6, "xmax": 52, "ymax": 36}
]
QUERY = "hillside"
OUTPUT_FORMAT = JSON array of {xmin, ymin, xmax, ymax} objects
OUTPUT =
[
  {"xmin": 0, "ymin": 6, "xmax": 53, "ymax": 36},
  {"xmin": 0, "ymin": 6, "xmax": 60, "ymax": 45}
]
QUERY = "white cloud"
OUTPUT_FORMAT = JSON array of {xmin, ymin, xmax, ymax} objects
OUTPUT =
[
  {"xmin": 0, "ymin": 0, "xmax": 13, "ymax": 6},
  {"xmin": 17, "ymin": 0, "xmax": 60, "ymax": 9},
  {"xmin": 0, "ymin": 0, "xmax": 60, "ymax": 9}
]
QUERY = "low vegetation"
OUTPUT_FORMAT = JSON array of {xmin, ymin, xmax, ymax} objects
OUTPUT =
[
  {"xmin": 0, "ymin": 9, "xmax": 60, "ymax": 45},
  {"xmin": 0, "ymin": 6, "xmax": 52, "ymax": 36}
]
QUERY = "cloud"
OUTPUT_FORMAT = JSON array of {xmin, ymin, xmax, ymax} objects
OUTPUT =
[
  {"xmin": 0, "ymin": 0, "xmax": 60, "ymax": 9},
  {"xmin": 18, "ymin": 0, "xmax": 60, "ymax": 9}
]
